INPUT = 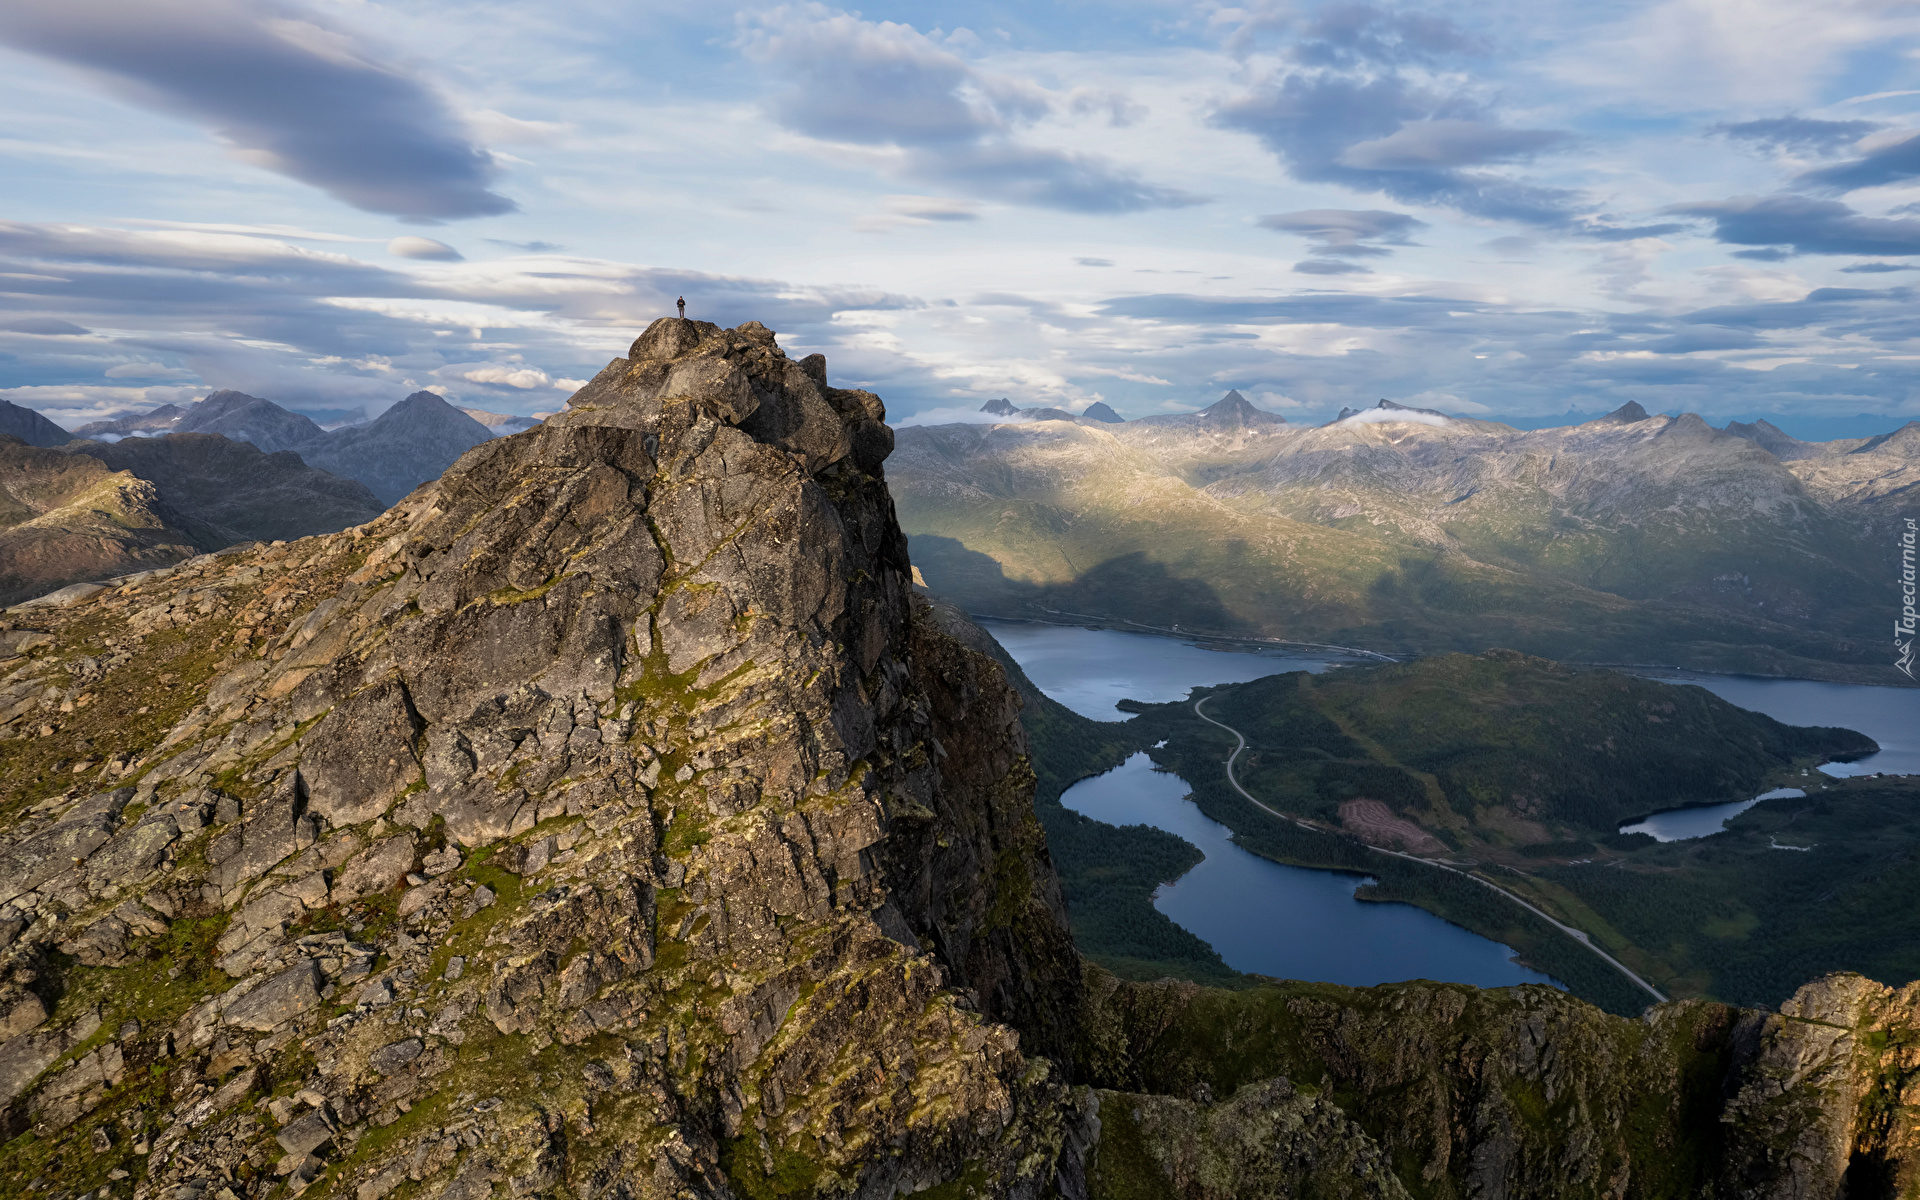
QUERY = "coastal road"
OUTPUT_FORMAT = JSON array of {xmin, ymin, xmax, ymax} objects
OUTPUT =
[{"xmin": 1192, "ymin": 694, "xmax": 1669, "ymax": 1005}]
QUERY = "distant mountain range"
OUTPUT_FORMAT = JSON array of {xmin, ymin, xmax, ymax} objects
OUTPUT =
[
  {"xmin": 0, "ymin": 432, "xmax": 383, "ymax": 604},
  {"xmin": 75, "ymin": 389, "xmax": 499, "ymax": 504},
  {"xmin": 978, "ymin": 397, "xmax": 1124, "ymax": 424},
  {"xmin": 0, "ymin": 388, "xmax": 541, "ymax": 602},
  {"xmin": 892, "ymin": 394, "xmax": 1920, "ymax": 683}
]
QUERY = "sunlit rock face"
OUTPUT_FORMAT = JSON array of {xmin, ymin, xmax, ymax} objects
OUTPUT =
[{"xmin": 0, "ymin": 317, "xmax": 1082, "ymax": 1199}]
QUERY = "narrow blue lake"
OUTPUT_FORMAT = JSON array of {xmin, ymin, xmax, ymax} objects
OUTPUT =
[
  {"xmin": 1061, "ymin": 751, "xmax": 1558, "ymax": 988},
  {"xmin": 1620, "ymin": 788, "xmax": 1807, "ymax": 842}
]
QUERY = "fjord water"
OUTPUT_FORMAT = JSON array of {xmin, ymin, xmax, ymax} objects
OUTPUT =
[
  {"xmin": 1636, "ymin": 670, "xmax": 1920, "ymax": 779},
  {"xmin": 1063, "ymin": 752, "xmax": 1559, "ymax": 987},
  {"xmin": 982, "ymin": 619, "xmax": 1556, "ymax": 987},
  {"xmin": 979, "ymin": 619, "xmax": 1354, "ymax": 718}
]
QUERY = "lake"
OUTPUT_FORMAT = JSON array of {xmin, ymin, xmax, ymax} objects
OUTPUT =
[
  {"xmin": 1635, "ymin": 670, "xmax": 1920, "ymax": 778},
  {"xmin": 983, "ymin": 619, "xmax": 1557, "ymax": 988},
  {"xmin": 1061, "ymin": 751, "xmax": 1559, "ymax": 988},
  {"xmin": 1620, "ymin": 788, "xmax": 1807, "ymax": 842},
  {"xmin": 979, "ymin": 619, "xmax": 1354, "ymax": 720}
]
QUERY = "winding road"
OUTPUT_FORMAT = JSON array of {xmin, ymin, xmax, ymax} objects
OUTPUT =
[{"xmin": 1192, "ymin": 694, "xmax": 1668, "ymax": 1004}]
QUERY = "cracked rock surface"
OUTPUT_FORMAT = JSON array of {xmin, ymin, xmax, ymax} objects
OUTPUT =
[{"xmin": 0, "ymin": 318, "xmax": 1081, "ymax": 1199}]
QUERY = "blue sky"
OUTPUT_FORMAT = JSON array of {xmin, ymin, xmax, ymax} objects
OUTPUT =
[{"xmin": 2, "ymin": 0, "xmax": 1918, "ymax": 438}]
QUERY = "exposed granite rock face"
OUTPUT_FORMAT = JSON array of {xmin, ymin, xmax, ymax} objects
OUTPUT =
[
  {"xmin": 1077, "ymin": 965, "xmax": 1920, "ymax": 1200},
  {"xmin": 0, "ymin": 318, "xmax": 1079, "ymax": 1198}
]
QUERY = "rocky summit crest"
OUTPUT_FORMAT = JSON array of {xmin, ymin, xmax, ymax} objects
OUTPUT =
[{"xmin": 0, "ymin": 318, "xmax": 1081, "ymax": 1199}]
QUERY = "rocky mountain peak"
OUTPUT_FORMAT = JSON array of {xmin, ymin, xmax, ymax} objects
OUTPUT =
[
  {"xmin": 1197, "ymin": 390, "xmax": 1286, "ymax": 426},
  {"xmin": 980, "ymin": 397, "xmax": 1020, "ymax": 416},
  {"xmin": 0, "ymin": 316, "xmax": 1078, "ymax": 1198},
  {"xmin": 0, "ymin": 399, "xmax": 74, "ymax": 448},
  {"xmin": 1725, "ymin": 417, "xmax": 1816, "ymax": 460},
  {"xmin": 1597, "ymin": 400, "xmax": 1652, "ymax": 424},
  {"xmin": 564, "ymin": 315, "xmax": 892, "ymax": 476},
  {"xmin": 1081, "ymin": 401, "xmax": 1124, "ymax": 423}
]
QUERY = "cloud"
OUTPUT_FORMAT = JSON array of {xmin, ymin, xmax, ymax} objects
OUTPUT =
[
  {"xmin": 1259, "ymin": 208, "xmax": 1425, "ymax": 257},
  {"xmin": 0, "ymin": 219, "xmax": 921, "ymax": 423},
  {"xmin": 486, "ymin": 240, "xmax": 565, "ymax": 253},
  {"xmin": 1840, "ymin": 262, "xmax": 1919, "ymax": 273},
  {"xmin": 1212, "ymin": 7, "xmax": 1577, "ymax": 225},
  {"xmin": 1337, "ymin": 407, "xmax": 1451, "ymax": 426},
  {"xmin": 1798, "ymin": 129, "xmax": 1920, "ymax": 193},
  {"xmin": 1715, "ymin": 116, "xmax": 1881, "ymax": 156},
  {"xmin": 739, "ymin": 6, "xmax": 1201, "ymax": 213},
  {"xmin": 1337, "ymin": 119, "xmax": 1570, "ymax": 170},
  {"xmin": 883, "ymin": 196, "xmax": 980, "ymax": 221},
  {"xmin": 459, "ymin": 364, "xmax": 553, "ymax": 389},
  {"xmin": 388, "ymin": 237, "xmax": 464, "ymax": 262},
  {"xmin": 103, "ymin": 361, "xmax": 196, "ymax": 379},
  {"xmin": 1295, "ymin": 259, "xmax": 1372, "ymax": 274},
  {"xmin": 1075, "ymin": 257, "xmax": 1115, "ymax": 267},
  {"xmin": 0, "ymin": 317, "xmax": 88, "ymax": 335},
  {"xmin": 0, "ymin": 0, "xmax": 514, "ymax": 221},
  {"xmin": 1067, "ymin": 87, "xmax": 1147, "ymax": 127},
  {"xmin": 1670, "ymin": 195, "xmax": 1920, "ymax": 256}
]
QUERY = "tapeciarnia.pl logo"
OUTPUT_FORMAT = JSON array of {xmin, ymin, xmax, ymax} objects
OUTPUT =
[{"xmin": 1900, "ymin": 517, "xmax": 1917, "ymax": 679}]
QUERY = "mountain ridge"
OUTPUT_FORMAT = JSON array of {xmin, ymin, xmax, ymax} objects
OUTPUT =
[{"xmin": 890, "ymin": 398, "xmax": 1915, "ymax": 683}]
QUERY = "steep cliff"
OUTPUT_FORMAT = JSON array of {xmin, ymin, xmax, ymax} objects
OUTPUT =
[{"xmin": 0, "ymin": 318, "xmax": 1082, "ymax": 1199}]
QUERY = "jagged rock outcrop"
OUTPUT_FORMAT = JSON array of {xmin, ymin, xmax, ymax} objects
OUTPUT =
[
  {"xmin": 0, "ymin": 318, "xmax": 1082, "ymax": 1199},
  {"xmin": 1077, "ymin": 965, "xmax": 1920, "ymax": 1200}
]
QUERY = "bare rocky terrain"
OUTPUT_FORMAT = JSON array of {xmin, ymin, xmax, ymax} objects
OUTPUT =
[{"xmin": 1, "ymin": 323, "xmax": 1917, "ymax": 1199}]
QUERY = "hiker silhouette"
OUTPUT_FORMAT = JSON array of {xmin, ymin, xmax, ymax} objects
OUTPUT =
[{"xmin": 676, "ymin": 296, "xmax": 685, "ymax": 318}]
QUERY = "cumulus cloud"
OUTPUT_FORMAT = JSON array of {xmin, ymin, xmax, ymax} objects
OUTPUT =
[
  {"xmin": 388, "ymin": 237, "xmax": 464, "ymax": 261},
  {"xmin": 1670, "ymin": 195, "xmax": 1920, "ymax": 257},
  {"xmin": 460, "ymin": 364, "xmax": 553, "ymax": 389},
  {"xmin": 0, "ymin": 0, "xmax": 514, "ymax": 221},
  {"xmin": 1259, "ymin": 208, "xmax": 1426, "ymax": 257},
  {"xmin": 1213, "ymin": 7, "xmax": 1577, "ymax": 225},
  {"xmin": 739, "ymin": 6, "xmax": 1201, "ymax": 213}
]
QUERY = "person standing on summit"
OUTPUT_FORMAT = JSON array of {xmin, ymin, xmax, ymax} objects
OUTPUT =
[{"xmin": 676, "ymin": 296, "xmax": 685, "ymax": 318}]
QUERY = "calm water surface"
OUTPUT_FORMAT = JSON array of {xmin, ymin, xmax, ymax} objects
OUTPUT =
[
  {"xmin": 1620, "ymin": 788, "xmax": 1807, "ymax": 842},
  {"xmin": 977, "ymin": 619, "xmax": 1353, "ymax": 720},
  {"xmin": 991, "ymin": 620, "xmax": 1914, "ymax": 987},
  {"xmin": 991, "ymin": 621, "xmax": 1554, "ymax": 988},
  {"xmin": 1636, "ymin": 671, "xmax": 1920, "ymax": 778},
  {"xmin": 1061, "ymin": 752, "xmax": 1558, "ymax": 987}
]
